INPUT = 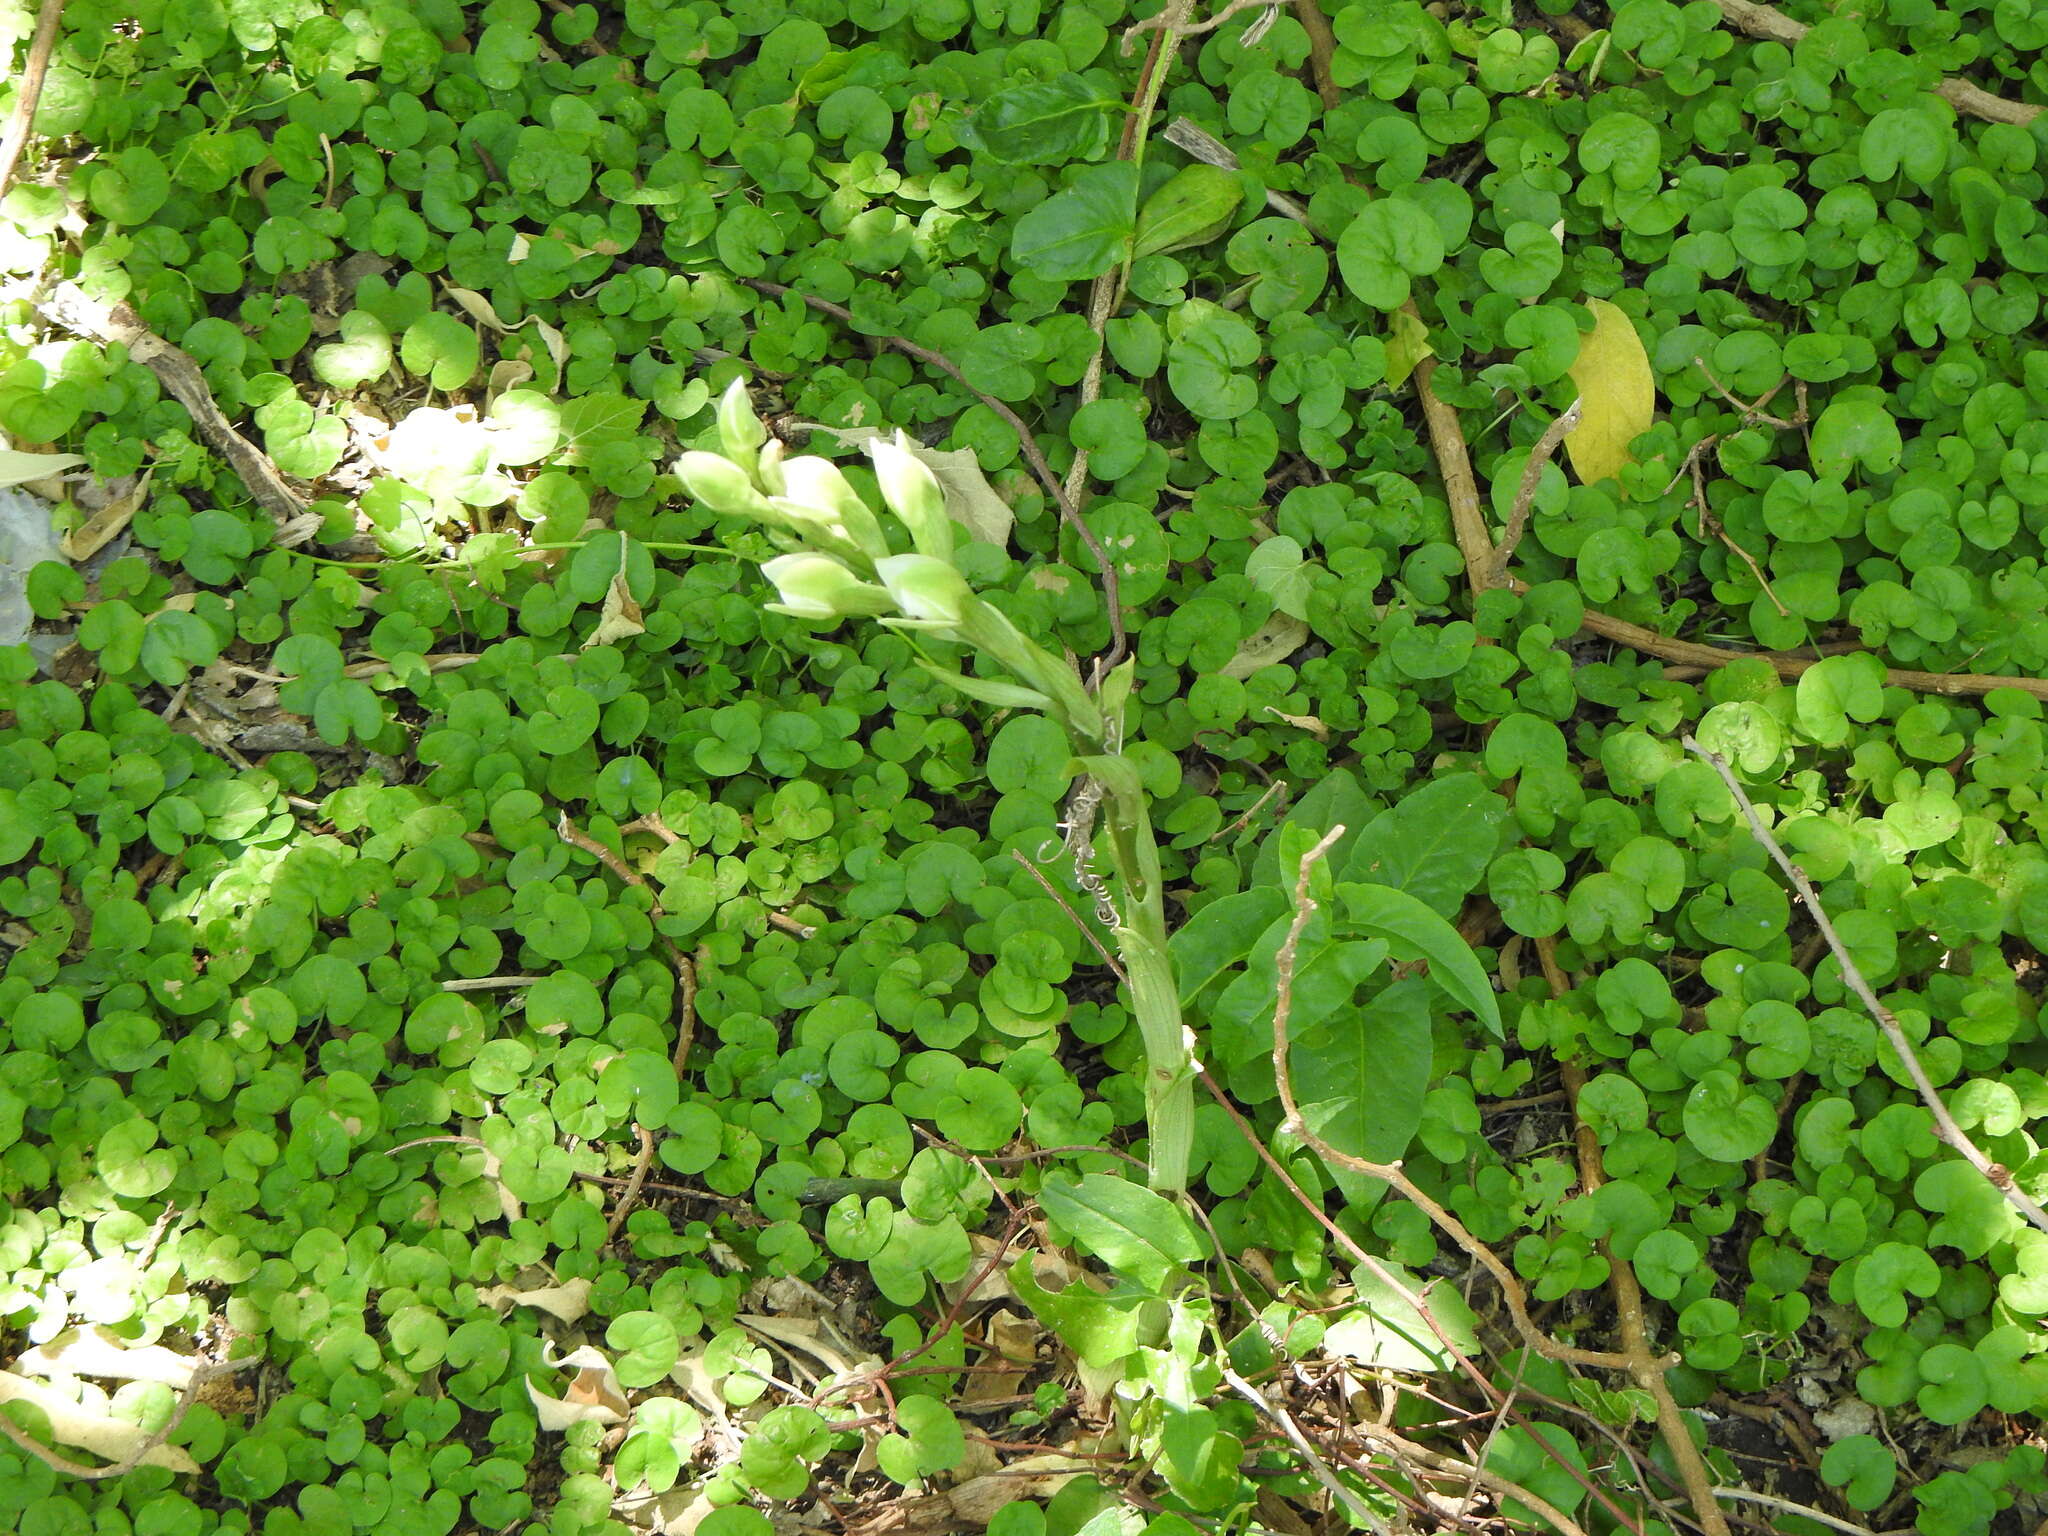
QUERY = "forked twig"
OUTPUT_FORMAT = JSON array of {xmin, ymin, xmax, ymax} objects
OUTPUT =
[
  {"xmin": 1666, "ymin": 360, "xmax": 1802, "ymax": 618},
  {"xmin": 1125, "ymin": 0, "xmax": 1275, "ymax": 52},
  {"xmin": 1268, "ymin": 830, "xmax": 1636, "ymax": 1374},
  {"xmin": 1491, "ymin": 400, "xmax": 1582, "ymax": 585},
  {"xmin": 1198, "ymin": 1065, "xmax": 1652, "ymax": 1533},
  {"xmin": 0, "ymin": 1352, "xmax": 259, "ymax": 1479},
  {"xmin": 1685, "ymin": 738, "xmax": 2048, "ymax": 1236},
  {"xmin": 1689, "ymin": 358, "xmax": 1805, "ymax": 433}
]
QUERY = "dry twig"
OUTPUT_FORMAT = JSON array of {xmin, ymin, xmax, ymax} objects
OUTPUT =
[
  {"xmin": 1520, "ymin": 584, "xmax": 2048, "ymax": 704},
  {"xmin": 1341, "ymin": 1422, "xmax": 1594, "ymax": 1536},
  {"xmin": 1052, "ymin": 0, "xmax": 1204, "ymax": 673},
  {"xmin": 1666, "ymin": 437, "xmax": 1790, "ymax": 618},
  {"xmin": 1491, "ymin": 400, "xmax": 1582, "ymax": 586},
  {"xmin": 0, "ymin": 1352, "xmax": 258, "ymax": 1479},
  {"xmin": 1543, "ymin": 940, "xmax": 1732, "ymax": 1536},
  {"xmin": 1291, "ymin": 0, "xmax": 1342, "ymax": 107},
  {"xmin": 1709, "ymin": 0, "xmax": 2042, "ymax": 124},
  {"xmin": 1009, "ymin": 848, "xmax": 1128, "ymax": 981},
  {"xmin": 604, "ymin": 1124, "xmax": 656, "ymax": 1245},
  {"xmin": 39, "ymin": 284, "xmax": 312, "ymax": 534},
  {"xmin": 1267, "ymin": 830, "xmax": 1635, "ymax": 1374},
  {"xmin": 0, "ymin": 0, "xmax": 66, "ymax": 205},
  {"xmin": 1414, "ymin": 356, "xmax": 1496, "ymax": 606},
  {"xmin": 1708, "ymin": 1484, "xmax": 1879, "ymax": 1536},
  {"xmin": 1663, "ymin": 360, "xmax": 1805, "ymax": 618},
  {"xmin": 1222, "ymin": 1368, "xmax": 1393, "ymax": 1536},
  {"xmin": 556, "ymin": 813, "xmax": 702, "ymax": 1236},
  {"xmin": 1685, "ymin": 739, "xmax": 2048, "ymax": 1235},
  {"xmin": 1125, "ymin": 0, "xmax": 1273, "ymax": 51}
]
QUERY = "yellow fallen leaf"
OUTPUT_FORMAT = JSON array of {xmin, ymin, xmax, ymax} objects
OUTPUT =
[
  {"xmin": 1564, "ymin": 297, "xmax": 1654, "ymax": 486},
  {"xmin": 1385, "ymin": 308, "xmax": 1433, "ymax": 390}
]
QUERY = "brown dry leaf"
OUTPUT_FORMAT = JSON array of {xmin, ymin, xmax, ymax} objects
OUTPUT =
[
  {"xmin": 1262, "ymin": 706, "xmax": 1329, "ymax": 740},
  {"xmin": 983, "ymin": 1307, "xmax": 1041, "ymax": 1365},
  {"xmin": 522, "ymin": 316, "xmax": 570, "ymax": 380},
  {"xmin": 1074, "ymin": 1354, "xmax": 1124, "ymax": 1420},
  {"xmin": 582, "ymin": 541, "xmax": 646, "ymax": 649},
  {"xmin": 0, "ymin": 1371, "xmax": 200, "ymax": 1473},
  {"xmin": 946, "ymin": 1239, "xmax": 1092, "ymax": 1308},
  {"xmin": 1254, "ymin": 1489, "xmax": 1318, "ymax": 1536},
  {"xmin": 1564, "ymin": 296, "xmax": 1655, "ymax": 485},
  {"xmin": 16, "ymin": 1326, "xmax": 199, "ymax": 1388},
  {"xmin": 442, "ymin": 283, "xmax": 568, "ymax": 377},
  {"xmin": 478, "ymin": 1275, "xmax": 594, "ymax": 1324},
  {"xmin": 529, "ymin": 1344, "xmax": 628, "ymax": 1431},
  {"xmin": 736, "ymin": 1312, "xmax": 858, "ymax": 1379},
  {"xmin": 440, "ymin": 285, "xmax": 512, "ymax": 332},
  {"xmin": 945, "ymin": 1456, "xmax": 1096, "ymax": 1525},
  {"xmin": 880, "ymin": 1466, "xmax": 1097, "ymax": 1536},
  {"xmin": 61, "ymin": 471, "xmax": 151, "ymax": 562},
  {"xmin": 487, "ymin": 358, "xmax": 534, "ymax": 405}
]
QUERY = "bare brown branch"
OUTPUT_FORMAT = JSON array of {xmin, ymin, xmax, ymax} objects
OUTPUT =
[
  {"xmin": 40, "ymin": 284, "xmax": 311, "ymax": 532},
  {"xmin": 1546, "ymin": 939, "xmax": 1732, "ymax": 1536},
  {"xmin": 1267, "ymin": 830, "xmax": 1637, "ymax": 1373},
  {"xmin": 1492, "ymin": 400, "xmax": 1582, "ymax": 586},
  {"xmin": 1709, "ymin": 0, "xmax": 2042, "ymax": 123},
  {"xmin": 0, "ymin": 1353, "xmax": 258, "ymax": 1480},
  {"xmin": 0, "ymin": 0, "xmax": 66, "ymax": 205}
]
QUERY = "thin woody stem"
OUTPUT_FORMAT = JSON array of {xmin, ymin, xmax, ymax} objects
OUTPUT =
[
  {"xmin": 1686, "ymin": 738, "xmax": 2048, "ymax": 1235},
  {"xmin": 1268, "ymin": 829, "xmax": 1638, "ymax": 1373}
]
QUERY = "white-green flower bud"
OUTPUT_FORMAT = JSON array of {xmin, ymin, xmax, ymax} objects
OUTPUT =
[
  {"xmin": 755, "ymin": 436, "xmax": 786, "ymax": 497},
  {"xmin": 867, "ymin": 432, "xmax": 952, "ymax": 560},
  {"xmin": 716, "ymin": 377, "xmax": 767, "ymax": 461},
  {"xmin": 875, "ymin": 553, "xmax": 972, "ymax": 628},
  {"xmin": 761, "ymin": 552, "xmax": 893, "ymax": 621},
  {"xmin": 777, "ymin": 455, "xmax": 890, "ymax": 562},
  {"xmin": 956, "ymin": 600, "xmax": 1106, "ymax": 743},
  {"xmin": 676, "ymin": 450, "xmax": 771, "ymax": 519}
]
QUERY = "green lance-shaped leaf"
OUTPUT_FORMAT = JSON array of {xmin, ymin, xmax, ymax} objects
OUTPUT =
[
  {"xmin": 1039, "ymin": 1170, "xmax": 1207, "ymax": 1287},
  {"xmin": 1334, "ymin": 882, "xmax": 1502, "ymax": 1035}
]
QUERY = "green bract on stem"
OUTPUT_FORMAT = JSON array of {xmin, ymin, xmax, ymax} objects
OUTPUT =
[{"xmin": 689, "ymin": 378, "xmax": 1194, "ymax": 1192}]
